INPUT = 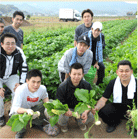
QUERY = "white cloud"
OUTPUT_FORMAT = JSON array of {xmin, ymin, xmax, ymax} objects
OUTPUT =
[{"xmin": 125, "ymin": 1, "xmax": 137, "ymax": 4}]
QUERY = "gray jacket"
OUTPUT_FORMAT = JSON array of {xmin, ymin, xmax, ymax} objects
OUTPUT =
[{"xmin": 58, "ymin": 48, "xmax": 93, "ymax": 74}]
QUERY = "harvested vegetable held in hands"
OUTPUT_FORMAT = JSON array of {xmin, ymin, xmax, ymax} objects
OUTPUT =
[
  {"xmin": 43, "ymin": 99, "xmax": 81, "ymax": 127},
  {"xmin": 6, "ymin": 111, "xmax": 40, "ymax": 132},
  {"xmin": 74, "ymin": 88, "xmax": 101, "ymax": 138}
]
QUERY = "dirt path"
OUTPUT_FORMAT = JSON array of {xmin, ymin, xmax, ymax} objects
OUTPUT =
[{"xmin": 0, "ymin": 101, "xmax": 135, "ymax": 138}]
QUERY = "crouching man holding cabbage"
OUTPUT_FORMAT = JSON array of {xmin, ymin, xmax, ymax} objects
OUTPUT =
[
  {"xmin": 56, "ymin": 63, "xmax": 94, "ymax": 133},
  {"xmin": 9, "ymin": 69, "xmax": 59, "ymax": 138},
  {"xmin": 93, "ymin": 60, "xmax": 137, "ymax": 136}
]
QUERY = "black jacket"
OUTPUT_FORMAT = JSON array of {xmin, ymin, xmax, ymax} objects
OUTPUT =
[
  {"xmin": 0, "ymin": 46, "xmax": 28, "ymax": 84},
  {"xmin": 56, "ymin": 77, "xmax": 92, "ymax": 108}
]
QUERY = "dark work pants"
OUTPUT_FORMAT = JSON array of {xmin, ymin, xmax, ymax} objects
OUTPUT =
[
  {"xmin": 96, "ymin": 62, "xmax": 105, "ymax": 85},
  {"xmin": 98, "ymin": 103, "xmax": 128, "ymax": 126}
]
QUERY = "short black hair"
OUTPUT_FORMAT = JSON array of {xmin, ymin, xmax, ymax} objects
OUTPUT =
[
  {"xmin": 117, "ymin": 60, "xmax": 133, "ymax": 69},
  {"xmin": 70, "ymin": 63, "xmax": 84, "ymax": 73},
  {"xmin": 0, "ymin": 18, "xmax": 5, "ymax": 24},
  {"xmin": 26, "ymin": 69, "xmax": 42, "ymax": 80},
  {"xmin": 82, "ymin": 9, "xmax": 94, "ymax": 18},
  {"xmin": 13, "ymin": 11, "xmax": 25, "ymax": 19},
  {"xmin": 1, "ymin": 33, "xmax": 17, "ymax": 43}
]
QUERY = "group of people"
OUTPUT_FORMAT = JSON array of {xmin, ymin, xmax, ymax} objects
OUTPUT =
[{"xmin": 0, "ymin": 9, "xmax": 137, "ymax": 138}]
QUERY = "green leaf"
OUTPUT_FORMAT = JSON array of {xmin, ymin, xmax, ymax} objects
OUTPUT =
[
  {"xmin": 43, "ymin": 102, "xmax": 54, "ymax": 110},
  {"xmin": 74, "ymin": 102, "xmax": 90, "ymax": 114},
  {"xmin": 49, "ymin": 115, "xmax": 59, "ymax": 127},
  {"xmin": 11, "ymin": 119, "xmax": 24, "ymax": 132},
  {"xmin": 6, "ymin": 114, "xmax": 19, "ymax": 126},
  {"xmin": 74, "ymin": 88, "xmax": 90, "ymax": 103},
  {"xmin": 84, "ymin": 123, "xmax": 94, "ymax": 138},
  {"xmin": 22, "ymin": 113, "xmax": 32, "ymax": 127},
  {"xmin": 19, "ymin": 114, "xmax": 24, "ymax": 124},
  {"xmin": 89, "ymin": 90, "xmax": 96, "ymax": 100}
]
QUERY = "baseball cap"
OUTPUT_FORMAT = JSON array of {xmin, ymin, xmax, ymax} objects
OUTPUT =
[
  {"xmin": 77, "ymin": 35, "xmax": 90, "ymax": 46},
  {"xmin": 92, "ymin": 21, "xmax": 102, "ymax": 31}
]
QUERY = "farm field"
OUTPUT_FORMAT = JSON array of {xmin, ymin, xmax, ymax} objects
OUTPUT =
[
  {"xmin": 22, "ymin": 18, "xmax": 137, "ymax": 99},
  {"xmin": 1, "ymin": 17, "xmax": 137, "ymax": 138}
]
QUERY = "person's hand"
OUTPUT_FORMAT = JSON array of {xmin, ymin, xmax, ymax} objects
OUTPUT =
[
  {"xmin": 92, "ymin": 106, "xmax": 99, "ymax": 115},
  {"xmin": 91, "ymin": 108, "xmax": 96, "ymax": 115},
  {"xmin": 14, "ymin": 83, "xmax": 20, "ymax": 92},
  {"xmin": 65, "ymin": 109, "xmax": 72, "ymax": 117},
  {"xmin": 0, "ymin": 88, "xmax": 5, "ymax": 98},
  {"xmin": 27, "ymin": 109, "xmax": 34, "ymax": 115},
  {"xmin": 81, "ymin": 111, "xmax": 88, "ymax": 124},
  {"xmin": 32, "ymin": 111, "xmax": 40, "ymax": 119},
  {"xmin": 94, "ymin": 63, "xmax": 99, "ymax": 70}
]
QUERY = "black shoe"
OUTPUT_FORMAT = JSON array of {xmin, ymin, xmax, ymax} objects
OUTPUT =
[
  {"xmin": 0, "ymin": 116, "xmax": 5, "ymax": 127},
  {"xmin": 106, "ymin": 125, "xmax": 116, "ymax": 133},
  {"xmin": 4, "ymin": 87, "xmax": 11, "ymax": 97},
  {"xmin": 32, "ymin": 124, "xmax": 44, "ymax": 131},
  {"xmin": 15, "ymin": 128, "xmax": 26, "ymax": 138},
  {"xmin": 134, "ymin": 129, "xmax": 137, "ymax": 137}
]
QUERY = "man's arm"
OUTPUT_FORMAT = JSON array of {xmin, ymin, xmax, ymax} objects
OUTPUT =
[
  {"xmin": 21, "ymin": 43, "xmax": 23, "ymax": 49},
  {"xmin": 65, "ymin": 73, "xmax": 69, "ymax": 81},
  {"xmin": 17, "ymin": 108, "xmax": 29, "ymax": 114},
  {"xmin": 43, "ymin": 97, "xmax": 49, "ymax": 103},
  {"xmin": 94, "ymin": 97, "xmax": 108, "ymax": 111},
  {"xmin": 83, "ymin": 51, "xmax": 93, "ymax": 74}
]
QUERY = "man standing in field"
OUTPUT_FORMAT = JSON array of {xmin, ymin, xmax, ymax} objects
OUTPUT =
[
  {"xmin": 9, "ymin": 69, "xmax": 53, "ymax": 138},
  {"xmin": 74, "ymin": 9, "xmax": 94, "ymax": 47},
  {"xmin": 93, "ymin": 60, "xmax": 137, "ymax": 135},
  {"xmin": 0, "ymin": 33, "xmax": 28, "ymax": 127},
  {"xmin": 82, "ymin": 21, "xmax": 106, "ymax": 85},
  {"xmin": 56, "ymin": 63, "xmax": 94, "ymax": 132},
  {"xmin": 3, "ymin": 11, "xmax": 24, "ymax": 49},
  {"xmin": 58, "ymin": 35, "xmax": 93, "ymax": 82}
]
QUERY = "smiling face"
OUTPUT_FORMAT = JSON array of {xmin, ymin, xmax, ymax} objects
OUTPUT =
[
  {"xmin": 69, "ymin": 68, "xmax": 84, "ymax": 86},
  {"xmin": 116, "ymin": 65, "xmax": 133, "ymax": 82},
  {"xmin": 12, "ymin": 15, "xmax": 23, "ymax": 29},
  {"xmin": 83, "ymin": 12, "xmax": 93, "ymax": 27},
  {"xmin": 1, "ymin": 37, "xmax": 16, "ymax": 55},
  {"xmin": 92, "ymin": 28, "xmax": 101, "ymax": 38},
  {"xmin": 26, "ymin": 76, "xmax": 41, "ymax": 93},
  {"xmin": 77, "ymin": 42, "xmax": 89, "ymax": 56}
]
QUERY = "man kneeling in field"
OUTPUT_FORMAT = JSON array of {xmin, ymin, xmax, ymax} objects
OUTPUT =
[
  {"xmin": 93, "ymin": 60, "xmax": 137, "ymax": 136},
  {"xmin": 9, "ymin": 69, "xmax": 51, "ymax": 138},
  {"xmin": 56, "ymin": 63, "xmax": 94, "ymax": 132}
]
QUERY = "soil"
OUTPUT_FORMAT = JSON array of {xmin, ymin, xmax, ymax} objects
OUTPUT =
[{"xmin": 0, "ymin": 101, "xmax": 135, "ymax": 138}]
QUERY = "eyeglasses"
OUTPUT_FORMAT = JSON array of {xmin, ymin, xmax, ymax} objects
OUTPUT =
[{"xmin": 4, "ymin": 42, "xmax": 16, "ymax": 46}]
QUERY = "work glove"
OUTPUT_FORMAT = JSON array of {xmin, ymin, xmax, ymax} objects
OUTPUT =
[
  {"xmin": 27, "ymin": 109, "xmax": 40, "ymax": 119},
  {"xmin": 32, "ymin": 111, "xmax": 40, "ymax": 119},
  {"xmin": 27, "ymin": 109, "xmax": 34, "ymax": 115}
]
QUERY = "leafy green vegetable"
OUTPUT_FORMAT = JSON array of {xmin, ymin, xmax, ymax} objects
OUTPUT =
[
  {"xmin": 43, "ymin": 99, "xmax": 69, "ymax": 127},
  {"xmin": 7, "ymin": 112, "xmax": 40, "ymax": 132},
  {"xmin": 126, "ymin": 100, "xmax": 137, "ymax": 138},
  {"xmin": 7, "ymin": 113, "xmax": 32, "ymax": 132},
  {"xmin": 43, "ymin": 99, "xmax": 81, "ymax": 127},
  {"xmin": 74, "ymin": 88, "xmax": 101, "ymax": 138}
]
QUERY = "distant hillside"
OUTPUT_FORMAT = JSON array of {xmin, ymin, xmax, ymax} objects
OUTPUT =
[{"xmin": 0, "ymin": 4, "xmax": 29, "ymax": 16}]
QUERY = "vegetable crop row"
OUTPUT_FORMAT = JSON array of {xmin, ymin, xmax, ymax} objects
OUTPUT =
[
  {"xmin": 23, "ymin": 19, "xmax": 137, "ymax": 99},
  {"xmin": 93, "ymin": 28, "xmax": 137, "ymax": 103}
]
